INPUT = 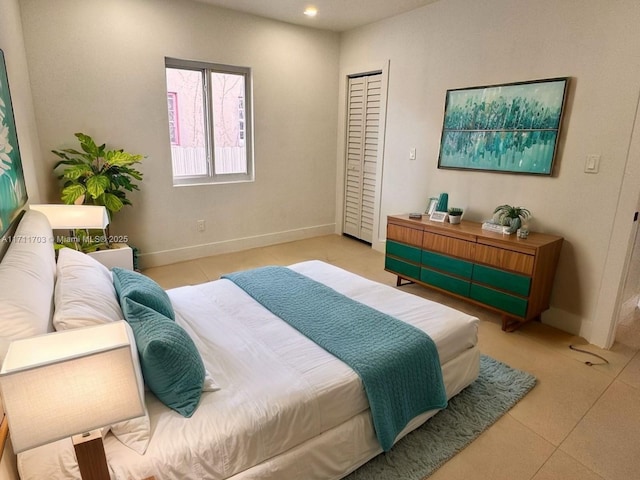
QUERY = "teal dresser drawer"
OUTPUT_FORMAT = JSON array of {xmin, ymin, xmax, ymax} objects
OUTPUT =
[
  {"xmin": 386, "ymin": 240, "xmax": 422, "ymax": 263},
  {"xmin": 422, "ymin": 250, "xmax": 473, "ymax": 279},
  {"xmin": 421, "ymin": 268, "xmax": 470, "ymax": 297},
  {"xmin": 469, "ymin": 284, "xmax": 528, "ymax": 317},
  {"xmin": 472, "ymin": 264, "xmax": 531, "ymax": 296},
  {"xmin": 385, "ymin": 256, "xmax": 420, "ymax": 280}
]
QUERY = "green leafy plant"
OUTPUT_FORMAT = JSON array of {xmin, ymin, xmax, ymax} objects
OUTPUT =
[
  {"xmin": 52, "ymin": 133, "xmax": 143, "ymax": 216},
  {"xmin": 493, "ymin": 204, "xmax": 531, "ymax": 233},
  {"xmin": 53, "ymin": 229, "xmax": 108, "ymax": 253},
  {"xmin": 448, "ymin": 207, "xmax": 464, "ymax": 216}
]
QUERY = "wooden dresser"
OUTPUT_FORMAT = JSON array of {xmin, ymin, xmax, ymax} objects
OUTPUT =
[{"xmin": 385, "ymin": 214, "xmax": 563, "ymax": 331}]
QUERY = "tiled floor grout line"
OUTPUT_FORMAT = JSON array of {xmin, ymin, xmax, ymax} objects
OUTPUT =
[
  {"xmin": 507, "ymin": 397, "xmax": 609, "ymax": 480},
  {"xmin": 494, "ymin": 329, "xmax": 622, "ymax": 480},
  {"xmin": 612, "ymin": 348, "xmax": 639, "ymax": 387},
  {"xmin": 550, "ymin": 374, "xmax": 618, "ymax": 480},
  {"xmin": 502, "ymin": 412, "xmax": 558, "ymax": 480}
]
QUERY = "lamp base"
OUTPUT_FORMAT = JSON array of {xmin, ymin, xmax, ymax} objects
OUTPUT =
[{"xmin": 72, "ymin": 430, "xmax": 110, "ymax": 480}]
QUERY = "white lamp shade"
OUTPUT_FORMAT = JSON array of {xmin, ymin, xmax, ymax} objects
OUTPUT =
[
  {"xmin": 29, "ymin": 204, "xmax": 109, "ymax": 230},
  {"xmin": 0, "ymin": 321, "xmax": 144, "ymax": 453}
]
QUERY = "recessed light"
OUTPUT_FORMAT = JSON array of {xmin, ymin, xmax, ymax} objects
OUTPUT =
[{"xmin": 304, "ymin": 6, "xmax": 318, "ymax": 17}]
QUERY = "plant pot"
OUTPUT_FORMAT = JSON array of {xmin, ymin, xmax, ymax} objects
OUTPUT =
[{"xmin": 448, "ymin": 215, "xmax": 462, "ymax": 225}]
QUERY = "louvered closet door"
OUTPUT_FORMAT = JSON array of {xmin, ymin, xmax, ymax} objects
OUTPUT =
[{"xmin": 343, "ymin": 73, "xmax": 382, "ymax": 243}]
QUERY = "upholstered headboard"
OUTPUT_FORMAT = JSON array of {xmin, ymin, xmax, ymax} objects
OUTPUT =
[
  {"xmin": 0, "ymin": 210, "xmax": 25, "ymax": 263},
  {"xmin": 0, "ymin": 209, "xmax": 56, "ymax": 339},
  {"xmin": 0, "ymin": 208, "xmax": 26, "ymax": 464},
  {"xmin": 0, "ymin": 209, "xmax": 56, "ymax": 472}
]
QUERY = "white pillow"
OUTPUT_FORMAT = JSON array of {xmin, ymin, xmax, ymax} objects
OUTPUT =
[
  {"xmin": 52, "ymin": 251, "xmax": 150, "ymax": 454},
  {"xmin": 0, "ymin": 210, "xmax": 56, "ymax": 340},
  {"xmin": 110, "ymin": 321, "xmax": 151, "ymax": 455},
  {"xmin": 53, "ymin": 248, "xmax": 124, "ymax": 330},
  {"xmin": 203, "ymin": 371, "xmax": 221, "ymax": 392}
]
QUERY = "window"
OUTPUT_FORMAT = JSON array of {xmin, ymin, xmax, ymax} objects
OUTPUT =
[{"xmin": 165, "ymin": 58, "xmax": 254, "ymax": 185}]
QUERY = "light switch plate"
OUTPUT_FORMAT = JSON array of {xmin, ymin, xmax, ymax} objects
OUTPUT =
[{"xmin": 585, "ymin": 154, "xmax": 600, "ymax": 173}]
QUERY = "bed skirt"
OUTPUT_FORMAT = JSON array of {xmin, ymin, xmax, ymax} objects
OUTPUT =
[{"xmin": 229, "ymin": 346, "xmax": 480, "ymax": 480}]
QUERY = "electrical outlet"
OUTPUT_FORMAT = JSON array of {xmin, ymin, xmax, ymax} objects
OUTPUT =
[{"xmin": 197, "ymin": 220, "xmax": 205, "ymax": 232}]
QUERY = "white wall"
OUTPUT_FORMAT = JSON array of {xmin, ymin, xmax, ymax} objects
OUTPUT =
[
  {"xmin": 19, "ymin": 0, "xmax": 340, "ymax": 266},
  {"xmin": 0, "ymin": 0, "xmax": 43, "ymax": 205},
  {"xmin": 15, "ymin": 0, "xmax": 640, "ymax": 343},
  {"xmin": 338, "ymin": 0, "xmax": 640, "ymax": 342}
]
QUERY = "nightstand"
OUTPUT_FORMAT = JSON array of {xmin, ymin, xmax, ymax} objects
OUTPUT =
[{"xmin": 87, "ymin": 243, "xmax": 134, "ymax": 270}]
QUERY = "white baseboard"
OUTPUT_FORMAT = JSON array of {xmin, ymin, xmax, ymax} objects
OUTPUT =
[
  {"xmin": 538, "ymin": 306, "xmax": 585, "ymax": 337},
  {"xmin": 138, "ymin": 224, "xmax": 336, "ymax": 268},
  {"xmin": 372, "ymin": 238, "xmax": 386, "ymax": 253}
]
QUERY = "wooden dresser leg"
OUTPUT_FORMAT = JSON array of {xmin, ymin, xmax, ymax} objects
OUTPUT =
[
  {"xmin": 501, "ymin": 315, "xmax": 523, "ymax": 332},
  {"xmin": 396, "ymin": 276, "xmax": 414, "ymax": 287}
]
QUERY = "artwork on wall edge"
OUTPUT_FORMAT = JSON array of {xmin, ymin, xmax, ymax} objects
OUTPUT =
[
  {"xmin": 0, "ymin": 49, "xmax": 28, "ymax": 239},
  {"xmin": 437, "ymin": 77, "xmax": 569, "ymax": 176}
]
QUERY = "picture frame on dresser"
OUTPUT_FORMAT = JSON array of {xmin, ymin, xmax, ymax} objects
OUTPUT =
[
  {"xmin": 425, "ymin": 197, "xmax": 439, "ymax": 215},
  {"xmin": 429, "ymin": 211, "xmax": 448, "ymax": 222}
]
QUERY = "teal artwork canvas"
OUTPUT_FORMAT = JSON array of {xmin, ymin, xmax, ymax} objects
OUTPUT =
[
  {"xmin": 438, "ymin": 77, "xmax": 568, "ymax": 175},
  {"xmin": 0, "ymin": 49, "xmax": 28, "ymax": 237}
]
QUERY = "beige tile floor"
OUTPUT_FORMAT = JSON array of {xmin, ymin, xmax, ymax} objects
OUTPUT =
[{"xmin": 144, "ymin": 234, "xmax": 640, "ymax": 480}]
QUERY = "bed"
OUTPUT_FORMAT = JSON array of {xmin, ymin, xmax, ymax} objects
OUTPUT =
[{"xmin": 1, "ymin": 209, "xmax": 480, "ymax": 480}]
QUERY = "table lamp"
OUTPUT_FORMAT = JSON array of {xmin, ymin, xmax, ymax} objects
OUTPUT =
[
  {"xmin": 29, "ymin": 204, "xmax": 110, "ymax": 247},
  {"xmin": 0, "ymin": 321, "xmax": 144, "ymax": 480}
]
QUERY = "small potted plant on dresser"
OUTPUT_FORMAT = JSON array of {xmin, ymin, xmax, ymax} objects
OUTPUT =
[
  {"xmin": 493, "ymin": 204, "xmax": 531, "ymax": 234},
  {"xmin": 52, "ymin": 132, "xmax": 144, "ymax": 269},
  {"xmin": 447, "ymin": 207, "xmax": 464, "ymax": 224}
]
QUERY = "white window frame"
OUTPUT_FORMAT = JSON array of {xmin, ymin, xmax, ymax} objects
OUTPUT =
[{"xmin": 165, "ymin": 57, "xmax": 254, "ymax": 186}]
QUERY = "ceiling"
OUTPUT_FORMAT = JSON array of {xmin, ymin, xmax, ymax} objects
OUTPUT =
[{"xmin": 193, "ymin": 0, "xmax": 440, "ymax": 32}]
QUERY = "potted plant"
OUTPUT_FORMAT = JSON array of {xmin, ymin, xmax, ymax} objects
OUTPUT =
[
  {"xmin": 53, "ymin": 133, "xmax": 143, "ymax": 215},
  {"xmin": 493, "ymin": 204, "xmax": 531, "ymax": 233},
  {"xmin": 447, "ymin": 207, "xmax": 464, "ymax": 224},
  {"xmin": 52, "ymin": 133, "xmax": 143, "ymax": 266}
]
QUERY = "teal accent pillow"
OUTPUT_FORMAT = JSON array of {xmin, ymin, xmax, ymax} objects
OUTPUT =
[
  {"xmin": 123, "ymin": 298, "xmax": 205, "ymax": 417},
  {"xmin": 113, "ymin": 268, "xmax": 175, "ymax": 320}
]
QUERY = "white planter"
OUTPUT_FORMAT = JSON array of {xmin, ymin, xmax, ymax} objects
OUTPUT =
[{"xmin": 87, "ymin": 243, "xmax": 133, "ymax": 270}]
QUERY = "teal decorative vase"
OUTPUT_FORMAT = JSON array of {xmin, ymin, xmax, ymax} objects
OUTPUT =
[{"xmin": 436, "ymin": 193, "xmax": 449, "ymax": 212}]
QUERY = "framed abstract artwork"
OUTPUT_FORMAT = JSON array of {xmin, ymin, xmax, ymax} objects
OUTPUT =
[
  {"xmin": 0, "ymin": 49, "xmax": 28, "ymax": 238},
  {"xmin": 437, "ymin": 77, "xmax": 569, "ymax": 175}
]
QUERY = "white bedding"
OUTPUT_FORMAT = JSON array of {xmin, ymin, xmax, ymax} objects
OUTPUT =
[{"xmin": 18, "ymin": 260, "xmax": 479, "ymax": 480}]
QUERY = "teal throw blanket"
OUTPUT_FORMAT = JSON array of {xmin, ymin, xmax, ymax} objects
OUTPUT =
[{"xmin": 223, "ymin": 266, "xmax": 447, "ymax": 451}]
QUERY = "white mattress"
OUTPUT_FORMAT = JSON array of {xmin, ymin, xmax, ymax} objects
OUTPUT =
[{"xmin": 18, "ymin": 260, "xmax": 479, "ymax": 480}]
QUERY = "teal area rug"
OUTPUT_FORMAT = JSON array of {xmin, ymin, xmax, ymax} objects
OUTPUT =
[{"xmin": 345, "ymin": 355, "xmax": 536, "ymax": 479}]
